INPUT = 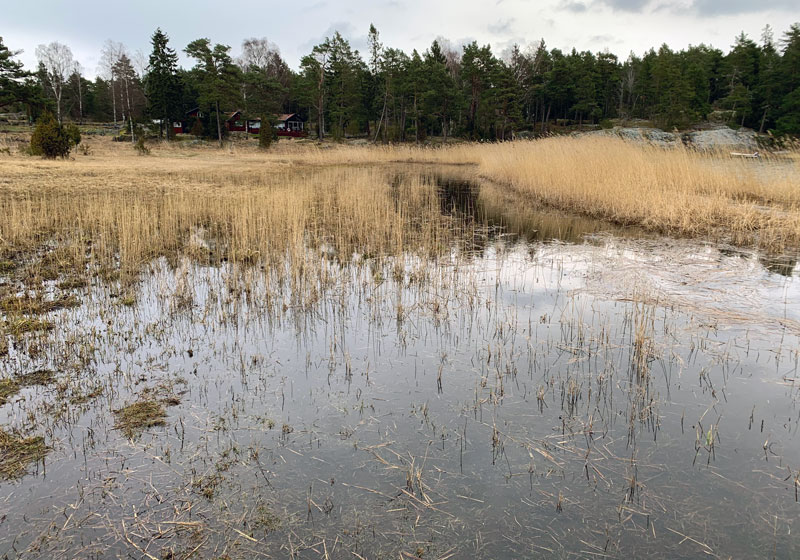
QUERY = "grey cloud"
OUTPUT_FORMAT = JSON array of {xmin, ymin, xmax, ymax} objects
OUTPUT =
[
  {"xmin": 597, "ymin": 0, "xmax": 800, "ymax": 16},
  {"xmin": 488, "ymin": 18, "xmax": 515, "ymax": 34},
  {"xmin": 593, "ymin": 0, "xmax": 652, "ymax": 11},
  {"xmin": 560, "ymin": 0, "xmax": 588, "ymax": 12},
  {"xmin": 692, "ymin": 0, "xmax": 798, "ymax": 15},
  {"xmin": 297, "ymin": 21, "xmax": 357, "ymax": 53},
  {"xmin": 589, "ymin": 34, "xmax": 621, "ymax": 43}
]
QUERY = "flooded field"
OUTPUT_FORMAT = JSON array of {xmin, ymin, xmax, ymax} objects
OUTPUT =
[{"xmin": 2, "ymin": 152, "xmax": 800, "ymax": 558}]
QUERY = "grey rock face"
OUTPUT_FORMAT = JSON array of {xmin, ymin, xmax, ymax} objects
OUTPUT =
[{"xmin": 577, "ymin": 126, "xmax": 759, "ymax": 152}]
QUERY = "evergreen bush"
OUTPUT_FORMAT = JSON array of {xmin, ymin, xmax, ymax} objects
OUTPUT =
[{"xmin": 29, "ymin": 113, "xmax": 71, "ymax": 158}]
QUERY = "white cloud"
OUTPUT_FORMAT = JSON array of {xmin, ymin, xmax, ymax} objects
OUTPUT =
[{"xmin": 2, "ymin": 0, "xmax": 797, "ymax": 79}]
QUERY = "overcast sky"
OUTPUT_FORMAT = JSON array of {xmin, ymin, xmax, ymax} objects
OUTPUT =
[{"xmin": 3, "ymin": 0, "xmax": 797, "ymax": 78}]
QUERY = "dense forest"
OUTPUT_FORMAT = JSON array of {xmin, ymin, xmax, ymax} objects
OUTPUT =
[{"xmin": 2, "ymin": 22, "xmax": 800, "ymax": 140}]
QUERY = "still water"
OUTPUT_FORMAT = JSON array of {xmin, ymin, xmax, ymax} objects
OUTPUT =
[{"xmin": 1, "ymin": 172, "xmax": 799, "ymax": 559}]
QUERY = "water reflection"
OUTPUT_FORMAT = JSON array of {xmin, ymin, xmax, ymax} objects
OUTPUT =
[{"xmin": 2, "ymin": 168, "xmax": 800, "ymax": 558}]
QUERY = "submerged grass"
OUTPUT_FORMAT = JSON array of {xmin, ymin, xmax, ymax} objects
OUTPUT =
[
  {"xmin": 0, "ymin": 370, "xmax": 55, "ymax": 406},
  {"xmin": 3, "ymin": 316, "xmax": 54, "ymax": 336},
  {"xmin": 113, "ymin": 400, "xmax": 167, "ymax": 439},
  {"xmin": 0, "ymin": 379, "xmax": 19, "ymax": 405},
  {"xmin": 17, "ymin": 369, "xmax": 55, "ymax": 386},
  {"xmin": 0, "ymin": 428, "xmax": 48, "ymax": 480},
  {"xmin": 0, "ymin": 293, "xmax": 80, "ymax": 315}
]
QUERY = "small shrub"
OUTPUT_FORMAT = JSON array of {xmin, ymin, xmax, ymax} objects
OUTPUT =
[
  {"xmin": 63, "ymin": 123, "xmax": 81, "ymax": 147},
  {"xmin": 134, "ymin": 137, "xmax": 150, "ymax": 155},
  {"xmin": 29, "ymin": 113, "xmax": 71, "ymax": 159},
  {"xmin": 258, "ymin": 128, "xmax": 272, "ymax": 149},
  {"xmin": 599, "ymin": 119, "xmax": 614, "ymax": 130},
  {"xmin": 258, "ymin": 115, "xmax": 277, "ymax": 150}
]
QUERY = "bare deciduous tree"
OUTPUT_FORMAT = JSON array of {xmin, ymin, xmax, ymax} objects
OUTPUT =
[
  {"xmin": 113, "ymin": 54, "xmax": 137, "ymax": 142},
  {"xmin": 237, "ymin": 38, "xmax": 291, "ymax": 114},
  {"xmin": 72, "ymin": 61, "xmax": 83, "ymax": 123},
  {"xmin": 238, "ymin": 38, "xmax": 281, "ymax": 72},
  {"xmin": 36, "ymin": 41, "xmax": 74, "ymax": 123},
  {"xmin": 99, "ymin": 40, "xmax": 126, "ymax": 126},
  {"xmin": 434, "ymin": 36, "xmax": 462, "ymax": 79}
]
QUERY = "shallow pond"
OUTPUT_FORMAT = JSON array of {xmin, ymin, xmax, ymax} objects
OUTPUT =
[{"xmin": 1, "ymin": 169, "xmax": 800, "ymax": 559}]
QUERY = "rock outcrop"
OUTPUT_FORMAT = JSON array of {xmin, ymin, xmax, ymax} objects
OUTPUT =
[{"xmin": 579, "ymin": 126, "xmax": 761, "ymax": 151}]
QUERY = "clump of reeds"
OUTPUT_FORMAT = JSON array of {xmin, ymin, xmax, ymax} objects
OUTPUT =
[{"xmin": 470, "ymin": 136, "xmax": 800, "ymax": 252}]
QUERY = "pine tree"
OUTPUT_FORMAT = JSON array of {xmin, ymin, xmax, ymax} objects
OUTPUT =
[
  {"xmin": 146, "ymin": 28, "xmax": 180, "ymax": 139},
  {"xmin": 0, "ymin": 36, "xmax": 35, "ymax": 111},
  {"xmin": 184, "ymin": 39, "xmax": 240, "ymax": 146}
]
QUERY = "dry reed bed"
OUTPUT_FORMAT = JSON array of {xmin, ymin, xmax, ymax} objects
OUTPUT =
[
  {"xmin": 0, "ymin": 157, "xmax": 459, "ymax": 283},
  {"xmin": 469, "ymin": 137, "xmax": 800, "ymax": 250},
  {"xmin": 229, "ymin": 137, "xmax": 800, "ymax": 251},
  {"xmin": 1, "ymin": 135, "xmax": 798, "ymax": 280}
]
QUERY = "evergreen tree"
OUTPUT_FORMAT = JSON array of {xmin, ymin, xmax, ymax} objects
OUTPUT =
[
  {"xmin": 461, "ymin": 42, "xmax": 496, "ymax": 139},
  {"xmin": 0, "ymin": 36, "xmax": 36, "ymax": 111},
  {"xmin": 146, "ymin": 28, "xmax": 181, "ymax": 139},
  {"xmin": 184, "ymin": 39, "xmax": 240, "ymax": 146},
  {"xmin": 423, "ymin": 40, "xmax": 458, "ymax": 139},
  {"xmin": 776, "ymin": 24, "xmax": 800, "ymax": 135}
]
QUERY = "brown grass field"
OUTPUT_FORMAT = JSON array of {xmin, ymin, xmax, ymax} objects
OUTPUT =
[{"xmin": 0, "ymin": 133, "xmax": 798, "ymax": 281}]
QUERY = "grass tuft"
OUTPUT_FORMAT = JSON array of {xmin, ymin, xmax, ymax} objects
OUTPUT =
[
  {"xmin": 3, "ymin": 316, "xmax": 54, "ymax": 336},
  {"xmin": 0, "ymin": 293, "xmax": 79, "ymax": 315},
  {"xmin": 0, "ymin": 428, "xmax": 48, "ymax": 479},
  {"xmin": 0, "ymin": 379, "xmax": 20, "ymax": 405},
  {"xmin": 113, "ymin": 400, "xmax": 167, "ymax": 439}
]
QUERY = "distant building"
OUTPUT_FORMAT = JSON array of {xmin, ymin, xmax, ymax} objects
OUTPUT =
[
  {"xmin": 275, "ymin": 113, "xmax": 306, "ymax": 137},
  {"xmin": 175, "ymin": 109, "xmax": 306, "ymax": 137},
  {"xmin": 175, "ymin": 108, "xmax": 203, "ymax": 134},
  {"xmin": 225, "ymin": 111, "xmax": 247, "ymax": 132}
]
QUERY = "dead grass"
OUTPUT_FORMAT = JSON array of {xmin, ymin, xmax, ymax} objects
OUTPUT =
[
  {"xmin": 468, "ymin": 137, "xmax": 800, "ymax": 249},
  {"xmin": 0, "ymin": 428, "xmax": 48, "ymax": 479},
  {"xmin": 0, "ymin": 293, "xmax": 79, "ymax": 315},
  {"xmin": 0, "ymin": 134, "xmax": 797, "ymax": 286},
  {"xmin": 17, "ymin": 369, "xmax": 55, "ymax": 386},
  {"xmin": 0, "ymin": 379, "xmax": 20, "ymax": 405},
  {"xmin": 113, "ymin": 400, "xmax": 167, "ymax": 439},
  {"xmin": 3, "ymin": 316, "xmax": 54, "ymax": 336},
  {"xmin": 0, "ymin": 370, "xmax": 55, "ymax": 406}
]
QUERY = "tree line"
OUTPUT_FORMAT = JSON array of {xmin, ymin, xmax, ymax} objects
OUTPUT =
[{"xmin": 1, "ymin": 23, "xmax": 799, "ymax": 141}]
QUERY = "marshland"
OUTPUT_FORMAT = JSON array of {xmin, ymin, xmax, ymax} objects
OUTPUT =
[{"xmin": 1, "ymin": 134, "xmax": 800, "ymax": 559}]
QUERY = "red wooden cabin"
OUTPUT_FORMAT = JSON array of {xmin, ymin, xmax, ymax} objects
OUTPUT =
[
  {"xmin": 225, "ymin": 111, "xmax": 247, "ymax": 132},
  {"xmin": 175, "ymin": 108, "xmax": 204, "ymax": 134}
]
